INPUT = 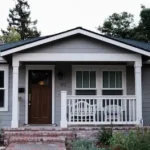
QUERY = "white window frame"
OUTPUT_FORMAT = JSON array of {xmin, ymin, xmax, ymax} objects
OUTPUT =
[
  {"xmin": 72, "ymin": 65, "xmax": 100, "ymax": 95},
  {"xmin": 72, "ymin": 65, "xmax": 126, "ymax": 95},
  {"xmin": 101, "ymin": 66, "xmax": 126, "ymax": 95},
  {"xmin": 0, "ymin": 64, "xmax": 9, "ymax": 111}
]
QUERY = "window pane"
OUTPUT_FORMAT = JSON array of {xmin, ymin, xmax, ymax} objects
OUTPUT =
[
  {"xmin": 76, "ymin": 90, "xmax": 96, "ymax": 95},
  {"xmin": 76, "ymin": 71, "xmax": 82, "ymax": 88},
  {"xmin": 116, "ymin": 71, "xmax": 122, "ymax": 88},
  {"xmin": 0, "ymin": 71, "xmax": 4, "ymax": 88},
  {"xmin": 110, "ymin": 71, "xmax": 115, "ymax": 88},
  {"xmin": 83, "ymin": 71, "xmax": 89, "ymax": 88},
  {"xmin": 90, "ymin": 71, "xmax": 96, "ymax": 88},
  {"xmin": 0, "ymin": 90, "xmax": 4, "ymax": 107},
  {"xmin": 103, "ymin": 71, "xmax": 109, "ymax": 88}
]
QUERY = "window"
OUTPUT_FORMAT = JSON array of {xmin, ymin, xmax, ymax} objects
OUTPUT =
[
  {"xmin": 75, "ymin": 71, "xmax": 96, "ymax": 95},
  {"xmin": 102, "ymin": 71, "xmax": 123, "ymax": 95},
  {"xmin": 0, "ymin": 65, "xmax": 8, "ymax": 111}
]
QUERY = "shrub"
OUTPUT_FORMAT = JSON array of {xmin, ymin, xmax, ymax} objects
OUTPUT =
[
  {"xmin": 98, "ymin": 127, "xmax": 112, "ymax": 145},
  {"xmin": 109, "ymin": 129, "xmax": 150, "ymax": 150},
  {"xmin": 72, "ymin": 140, "xmax": 105, "ymax": 150}
]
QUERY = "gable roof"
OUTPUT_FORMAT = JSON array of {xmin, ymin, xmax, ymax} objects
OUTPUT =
[{"xmin": 1, "ymin": 27, "xmax": 150, "ymax": 56}]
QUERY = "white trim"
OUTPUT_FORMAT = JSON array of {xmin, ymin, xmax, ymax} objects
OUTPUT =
[
  {"xmin": 12, "ymin": 53, "xmax": 142, "ymax": 66},
  {"xmin": 1, "ymin": 28, "xmax": 150, "ymax": 56},
  {"xmin": 72, "ymin": 65, "xmax": 127, "ymax": 96},
  {"xmin": 25, "ymin": 65, "xmax": 55, "ymax": 125},
  {"xmin": 0, "ymin": 64, "xmax": 9, "ymax": 111}
]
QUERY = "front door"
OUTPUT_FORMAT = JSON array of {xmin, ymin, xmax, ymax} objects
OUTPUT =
[{"xmin": 28, "ymin": 70, "xmax": 52, "ymax": 124}]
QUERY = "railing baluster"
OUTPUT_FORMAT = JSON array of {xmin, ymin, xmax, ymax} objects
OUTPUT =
[
  {"xmin": 121, "ymin": 99, "xmax": 123, "ymax": 122},
  {"xmin": 101, "ymin": 99, "xmax": 103, "ymax": 122},
  {"xmin": 133, "ymin": 99, "xmax": 135, "ymax": 122},
  {"xmin": 89, "ymin": 99, "xmax": 91, "ymax": 122},
  {"xmin": 93, "ymin": 99, "xmax": 95, "ymax": 122},
  {"xmin": 96, "ymin": 99, "xmax": 98, "ymax": 122},
  {"xmin": 104, "ymin": 99, "xmax": 107, "ymax": 122},
  {"xmin": 109, "ymin": 99, "xmax": 111, "ymax": 123},
  {"xmin": 117, "ymin": 99, "xmax": 119, "ymax": 122},
  {"xmin": 129, "ymin": 99, "xmax": 131, "ymax": 122},
  {"xmin": 125, "ymin": 99, "xmax": 127, "ymax": 123},
  {"xmin": 113, "ymin": 99, "xmax": 115, "ymax": 122}
]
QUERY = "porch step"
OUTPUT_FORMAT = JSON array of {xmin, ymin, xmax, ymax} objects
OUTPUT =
[
  {"xmin": 7, "ymin": 136, "xmax": 65, "ymax": 144},
  {"xmin": 3, "ymin": 128, "xmax": 74, "ymax": 146}
]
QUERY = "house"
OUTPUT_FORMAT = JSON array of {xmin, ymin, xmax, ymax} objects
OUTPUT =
[{"xmin": 0, "ymin": 27, "xmax": 150, "ymax": 129}]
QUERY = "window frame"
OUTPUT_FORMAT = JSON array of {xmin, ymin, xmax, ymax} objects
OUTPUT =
[
  {"xmin": 101, "ymin": 66, "xmax": 126, "ymax": 95},
  {"xmin": 72, "ymin": 65, "xmax": 126, "ymax": 95},
  {"xmin": 0, "ymin": 64, "xmax": 9, "ymax": 111},
  {"xmin": 72, "ymin": 65, "xmax": 99, "ymax": 95}
]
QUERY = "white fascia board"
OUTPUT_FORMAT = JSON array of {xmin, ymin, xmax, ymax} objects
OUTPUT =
[
  {"xmin": 1, "ymin": 28, "xmax": 150, "ymax": 56},
  {"xmin": 12, "ymin": 53, "xmax": 141, "ymax": 66}
]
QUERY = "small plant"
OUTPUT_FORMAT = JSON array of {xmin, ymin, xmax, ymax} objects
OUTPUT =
[
  {"xmin": 72, "ymin": 140, "xmax": 104, "ymax": 150},
  {"xmin": 98, "ymin": 127, "xmax": 112, "ymax": 145}
]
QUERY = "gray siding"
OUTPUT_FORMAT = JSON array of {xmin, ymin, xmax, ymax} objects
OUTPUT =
[
  {"xmin": 142, "ymin": 65, "xmax": 150, "ymax": 125},
  {"xmin": 0, "ymin": 67, "xmax": 12, "ymax": 127},
  {"xmin": 126, "ymin": 66, "xmax": 135, "ymax": 95},
  {"xmin": 0, "ymin": 66, "xmax": 26, "ymax": 127},
  {"xmin": 55, "ymin": 64, "xmax": 72, "ymax": 125},
  {"xmin": 25, "ymin": 35, "xmax": 133, "ymax": 54}
]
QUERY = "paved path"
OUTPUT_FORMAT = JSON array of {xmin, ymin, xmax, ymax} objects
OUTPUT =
[{"xmin": 6, "ymin": 143, "xmax": 66, "ymax": 150}]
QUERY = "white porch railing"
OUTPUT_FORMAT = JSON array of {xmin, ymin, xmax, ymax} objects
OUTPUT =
[{"xmin": 66, "ymin": 95, "xmax": 136, "ymax": 125}]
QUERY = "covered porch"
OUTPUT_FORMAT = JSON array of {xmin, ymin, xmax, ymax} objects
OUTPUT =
[{"xmin": 11, "ymin": 53, "xmax": 142, "ymax": 128}]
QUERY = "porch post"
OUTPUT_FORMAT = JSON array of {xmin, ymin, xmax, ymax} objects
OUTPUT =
[
  {"xmin": 60, "ymin": 91, "xmax": 67, "ymax": 128},
  {"xmin": 134, "ymin": 64, "xmax": 142, "ymax": 126},
  {"xmin": 11, "ymin": 65, "xmax": 19, "ymax": 128}
]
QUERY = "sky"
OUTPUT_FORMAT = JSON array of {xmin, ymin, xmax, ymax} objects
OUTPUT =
[{"xmin": 0, "ymin": 0, "xmax": 150, "ymax": 36}]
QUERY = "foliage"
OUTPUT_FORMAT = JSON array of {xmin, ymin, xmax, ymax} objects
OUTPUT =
[
  {"xmin": 72, "ymin": 140, "xmax": 104, "ymax": 150},
  {"xmin": 132, "ymin": 6, "xmax": 150, "ymax": 42},
  {"xmin": 98, "ymin": 127, "xmax": 112, "ymax": 145},
  {"xmin": 110, "ymin": 129, "xmax": 150, "ymax": 150},
  {"xmin": 98, "ymin": 12, "xmax": 135, "ymax": 38},
  {"xmin": 98, "ymin": 5, "xmax": 150, "ymax": 42},
  {"xmin": 1, "ymin": 0, "xmax": 40, "ymax": 42},
  {"xmin": 0, "ymin": 27, "xmax": 21, "ymax": 43}
]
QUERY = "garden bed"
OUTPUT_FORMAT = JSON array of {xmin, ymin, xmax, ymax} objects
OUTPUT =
[{"xmin": 66, "ymin": 127, "xmax": 150, "ymax": 150}]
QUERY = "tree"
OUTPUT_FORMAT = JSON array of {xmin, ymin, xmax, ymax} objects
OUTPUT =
[
  {"xmin": 1, "ymin": 0, "xmax": 40, "ymax": 41},
  {"xmin": 98, "ymin": 12, "xmax": 135, "ymax": 38},
  {"xmin": 0, "ymin": 27, "xmax": 21, "ymax": 43},
  {"xmin": 132, "ymin": 6, "xmax": 150, "ymax": 42},
  {"xmin": 98, "ymin": 6, "xmax": 150, "ymax": 42}
]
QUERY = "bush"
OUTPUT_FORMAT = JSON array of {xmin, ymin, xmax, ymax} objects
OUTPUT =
[
  {"xmin": 72, "ymin": 140, "xmax": 105, "ymax": 150},
  {"xmin": 109, "ymin": 129, "xmax": 150, "ymax": 150},
  {"xmin": 98, "ymin": 127, "xmax": 112, "ymax": 145}
]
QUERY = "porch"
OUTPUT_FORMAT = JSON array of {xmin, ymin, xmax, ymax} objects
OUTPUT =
[{"xmin": 11, "ymin": 53, "xmax": 142, "ymax": 128}]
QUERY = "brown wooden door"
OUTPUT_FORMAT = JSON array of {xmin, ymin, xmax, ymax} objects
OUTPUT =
[{"xmin": 28, "ymin": 70, "xmax": 52, "ymax": 124}]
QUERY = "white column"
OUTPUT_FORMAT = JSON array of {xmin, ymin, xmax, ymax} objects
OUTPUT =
[
  {"xmin": 11, "ymin": 65, "xmax": 19, "ymax": 128},
  {"xmin": 60, "ymin": 91, "xmax": 67, "ymax": 128},
  {"xmin": 134, "ymin": 64, "xmax": 142, "ymax": 126}
]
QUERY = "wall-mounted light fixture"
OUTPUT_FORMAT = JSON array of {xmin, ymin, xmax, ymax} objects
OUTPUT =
[{"xmin": 57, "ymin": 71, "xmax": 63, "ymax": 80}]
